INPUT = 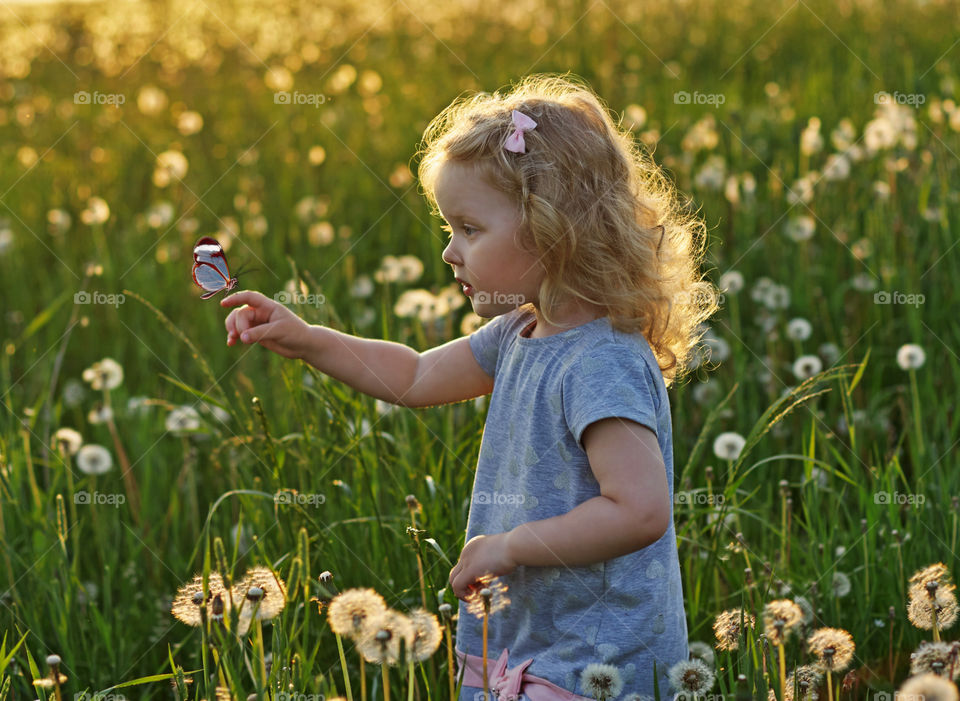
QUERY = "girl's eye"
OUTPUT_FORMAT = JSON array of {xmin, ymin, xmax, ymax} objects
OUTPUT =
[{"xmin": 441, "ymin": 224, "xmax": 477, "ymax": 238}]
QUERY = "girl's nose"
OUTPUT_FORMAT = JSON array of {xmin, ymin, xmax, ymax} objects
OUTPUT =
[{"xmin": 441, "ymin": 240, "xmax": 460, "ymax": 266}]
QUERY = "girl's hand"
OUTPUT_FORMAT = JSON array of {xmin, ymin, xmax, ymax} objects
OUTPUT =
[
  {"xmin": 448, "ymin": 533, "xmax": 517, "ymax": 600},
  {"xmin": 221, "ymin": 291, "xmax": 314, "ymax": 360}
]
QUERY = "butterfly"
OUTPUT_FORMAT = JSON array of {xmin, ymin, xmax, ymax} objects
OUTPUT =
[{"xmin": 192, "ymin": 236, "xmax": 239, "ymax": 299}]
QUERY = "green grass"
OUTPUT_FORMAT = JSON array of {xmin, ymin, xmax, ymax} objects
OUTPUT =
[{"xmin": 0, "ymin": 0, "xmax": 958, "ymax": 698}]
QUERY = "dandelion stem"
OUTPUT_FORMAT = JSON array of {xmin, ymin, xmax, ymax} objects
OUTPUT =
[
  {"xmin": 445, "ymin": 619, "xmax": 456, "ymax": 701},
  {"xmin": 778, "ymin": 643, "xmax": 786, "ymax": 701},
  {"xmin": 908, "ymin": 369, "xmax": 926, "ymax": 458},
  {"xmin": 826, "ymin": 668, "xmax": 833, "ymax": 701},
  {"xmin": 104, "ymin": 388, "xmax": 142, "ymax": 527},
  {"xmin": 255, "ymin": 617, "xmax": 267, "ymax": 693},
  {"xmin": 361, "ymin": 657, "xmax": 367, "ymax": 701},
  {"xmin": 932, "ymin": 604, "xmax": 941, "ymax": 643},
  {"xmin": 334, "ymin": 633, "xmax": 355, "ymax": 701},
  {"xmin": 482, "ymin": 609, "xmax": 489, "ymax": 701},
  {"xmin": 407, "ymin": 660, "xmax": 415, "ymax": 701},
  {"xmin": 382, "ymin": 662, "xmax": 391, "ymax": 701}
]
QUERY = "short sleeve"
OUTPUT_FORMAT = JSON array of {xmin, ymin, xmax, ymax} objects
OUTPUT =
[
  {"xmin": 562, "ymin": 344, "xmax": 661, "ymax": 452},
  {"xmin": 467, "ymin": 312, "xmax": 515, "ymax": 379}
]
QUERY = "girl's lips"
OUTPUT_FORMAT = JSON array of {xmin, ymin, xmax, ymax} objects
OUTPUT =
[{"xmin": 461, "ymin": 283, "xmax": 474, "ymax": 296}]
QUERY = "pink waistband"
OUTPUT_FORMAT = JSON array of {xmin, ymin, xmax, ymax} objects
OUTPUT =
[{"xmin": 456, "ymin": 647, "xmax": 593, "ymax": 701}]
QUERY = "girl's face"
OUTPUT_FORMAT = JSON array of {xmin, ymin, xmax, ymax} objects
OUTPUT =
[{"xmin": 436, "ymin": 160, "xmax": 546, "ymax": 318}]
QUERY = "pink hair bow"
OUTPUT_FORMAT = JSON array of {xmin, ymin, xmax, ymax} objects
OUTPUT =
[{"xmin": 504, "ymin": 109, "xmax": 537, "ymax": 154}]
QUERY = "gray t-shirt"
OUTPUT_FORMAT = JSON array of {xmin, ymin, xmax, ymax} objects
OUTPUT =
[{"xmin": 456, "ymin": 307, "xmax": 689, "ymax": 699}]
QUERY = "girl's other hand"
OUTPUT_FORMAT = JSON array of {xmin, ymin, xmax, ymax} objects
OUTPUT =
[
  {"xmin": 221, "ymin": 290, "xmax": 314, "ymax": 360},
  {"xmin": 448, "ymin": 533, "xmax": 517, "ymax": 600}
]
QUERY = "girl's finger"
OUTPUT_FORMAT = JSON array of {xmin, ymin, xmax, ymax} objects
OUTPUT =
[{"xmin": 221, "ymin": 290, "xmax": 264, "ymax": 308}]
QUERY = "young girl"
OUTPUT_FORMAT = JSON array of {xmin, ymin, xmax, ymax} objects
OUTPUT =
[{"xmin": 222, "ymin": 73, "xmax": 719, "ymax": 699}]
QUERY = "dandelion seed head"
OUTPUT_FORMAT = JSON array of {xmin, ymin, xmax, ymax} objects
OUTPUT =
[
  {"xmin": 897, "ymin": 343, "xmax": 926, "ymax": 370},
  {"xmin": 82, "ymin": 357, "xmax": 124, "ymax": 390},
  {"xmin": 713, "ymin": 608, "xmax": 756, "ymax": 651},
  {"xmin": 407, "ymin": 608, "xmax": 443, "ymax": 662},
  {"xmin": 910, "ymin": 641, "xmax": 960, "ymax": 680},
  {"xmin": 688, "ymin": 640, "xmax": 716, "ymax": 667},
  {"xmin": 327, "ymin": 588, "xmax": 387, "ymax": 638},
  {"xmin": 896, "ymin": 672, "xmax": 960, "ymax": 701},
  {"xmin": 792, "ymin": 354, "xmax": 823, "ymax": 381},
  {"xmin": 580, "ymin": 663, "xmax": 624, "ymax": 700},
  {"xmin": 235, "ymin": 566, "xmax": 287, "ymax": 628},
  {"xmin": 783, "ymin": 664, "xmax": 824, "ymax": 700},
  {"xmin": 907, "ymin": 585, "xmax": 959, "ymax": 631},
  {"xmin": 356, "ymin": 609, "xmax": 414, "ymax": 665},
  {"xmin": 807, "ymin": 627, "xmax": 856, "ymax": 672},
  {"xmin": 786, "ymin": 317, "xmax": 813, "ymax": 341},
  {"xmin": 910, "ymin": 563, "xmax": 953, "ymax": 590},
  {"xmin": 712, "ymin": 432, "xmax": 746, "ymax": 461},
  {"xmin": 668, "ymin": 658, "xmax": 715, "ymax": 695},
  {"xmin": 171, "ymin": 572, "xmax": 228, "ymax": 627},
  {"xmin": 831, "ymin": 571, "xmax": 852, "ymax": 598},
  {"xmin": 165, "ymin": 405, "xmax": 201, "ymax": 434},
  {"xmin": 763, "ymin": 599, "xmax": 804, "ymax": 646},
  {"xmin": 465, "ymin": 573, "xmax": 510, "ymax": 618},
  {"xmin": 76, "ymin": 444, "xmax": 113, "ymax": 475},
  {"xmin": 53, "ymin": 427, "xmax": 83, "ymax": 455}
]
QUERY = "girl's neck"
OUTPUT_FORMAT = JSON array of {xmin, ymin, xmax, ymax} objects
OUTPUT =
[{"xmin": 526, "ymin": 301, "xmax": 606, "ymax": 338}]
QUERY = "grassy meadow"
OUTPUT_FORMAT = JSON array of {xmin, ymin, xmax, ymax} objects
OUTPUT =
[{"xmin": 0, "ymin": 0, "xmax": 959, "ymax": 698}]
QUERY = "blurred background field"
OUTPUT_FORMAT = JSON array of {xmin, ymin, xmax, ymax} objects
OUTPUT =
[{"xmin": 0, "ymin": 0, "xmax": 958, "ymax": 698}]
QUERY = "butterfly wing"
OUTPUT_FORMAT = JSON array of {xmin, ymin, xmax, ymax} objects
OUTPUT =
[
  {"xmin": 193, "ymin": 237, "xmax": 237, "ymax": 298},
  {"xmin": 193, "ymin": 236, "xmax": 232, "ymax": 281}
]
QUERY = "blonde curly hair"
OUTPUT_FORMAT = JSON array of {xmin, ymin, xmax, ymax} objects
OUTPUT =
[{"xmin": 416, "ymin": 73, "xmax": 719, "ymax": 387}]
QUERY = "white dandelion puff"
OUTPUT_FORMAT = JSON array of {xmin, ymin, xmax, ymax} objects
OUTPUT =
[
  {"xmin": 713, "ymin": 432, "xmax": 746, "ymax": 461},
  {"xmin": 580, "ymin": 663, "xmax": 624, "ymax": 700},
  {"xmin": 76, "ymin": 444, "xmax": 113, "ymax": 475},
  {"xmin": 896, "ymin": 344, "xmax": 926, "ymax": 370},
  {"xmin": 792, "ymin": 355, "xmax": 823, "ymax": 381}
]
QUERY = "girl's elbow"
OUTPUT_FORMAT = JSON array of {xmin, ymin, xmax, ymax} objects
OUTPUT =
[{"xmin": 634, "ymin": 506, "xmax": 671, "ymax": 548}]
